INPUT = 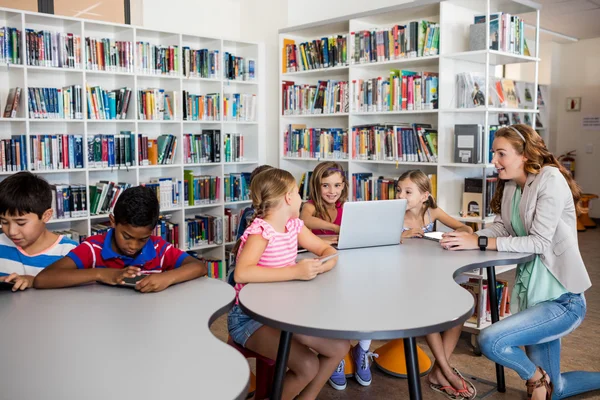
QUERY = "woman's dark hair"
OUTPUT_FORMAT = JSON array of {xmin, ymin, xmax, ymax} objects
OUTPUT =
[
  {"xmin": 491, "ymin": 124, "xmax": 581, "ymax": 214},
  {"xmin": 113, "ymin": 186, "xmax": 160, "ymax": 228},
  {"xmin": 0, "ymin": 172, "xmax": 52, "ymax": 218}
]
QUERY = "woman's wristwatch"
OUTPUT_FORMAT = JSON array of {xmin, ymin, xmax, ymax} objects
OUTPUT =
[{"xmin": 478, "ymin": 236, "xmax": 488, "ymax": 251}]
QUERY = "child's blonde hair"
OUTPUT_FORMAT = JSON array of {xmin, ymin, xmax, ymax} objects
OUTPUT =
[
  {"xmin": 397, "ymin": 170, "xmax": 437, "ymax": 215},
  {"xmin": 233, "ymin": 168, "xmax": 297, "ymax": 256},
  {"xmin": 309, "ymin": 161, "xmax": 348, "ymax": 222}
]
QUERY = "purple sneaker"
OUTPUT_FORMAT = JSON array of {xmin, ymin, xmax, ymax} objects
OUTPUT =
[
  {"xmin": 352, "ymin": 344, "xmax": 378, "ymax": 386},
  {"xmin": 328, "ymin": 359, "xmax": 347, "ymax": 390}
]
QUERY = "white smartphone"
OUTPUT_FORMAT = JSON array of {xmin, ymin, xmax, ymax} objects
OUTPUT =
[
  {"xmin": 317, "ymin": 253, "xmax": 339, "ymax": 263},
  {"xmin": 423, "ymin": 231, "xmax": 444, "ymax": 242}
]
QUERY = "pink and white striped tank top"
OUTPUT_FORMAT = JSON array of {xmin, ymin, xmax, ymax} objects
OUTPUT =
[{"xmin": 234, "ymin": 217, "xmax": 304, "ymax": 302}]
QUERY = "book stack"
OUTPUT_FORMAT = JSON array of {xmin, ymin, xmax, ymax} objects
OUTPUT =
[
  {"xmin": 137, "ymin": 88, "xmax": 176, "ymax": 120},
  {"xmin": 86, "ymin": 86, "xmax": 132, "ymax": 120},
  {"xmin": 183, "ymin": 131, "xmax": 220, "ymax": 164},
  {"xmin": 224, "ymin": 173, "xmax": 251, "ymax": 203},
  {"xmin": 282, "ymin": 80, "xmax": 349, "ymax": 115},
  {"xmin": 142, "ymin": 178, "xmax": 182, "ymax": 210},
  {"xmin": 91, "ymin": 221, "xmax": 111, "ymax": 235},
  {"xmin": 182, "ymin": 47, "xmax": 219, "ymax": 79},
  {"xmin": 53, "ymin": 229, "xmax": 86, "ymax": 243},
  {"xmin": 187, "ymin": 253, "xmax": 225, "ymax": 280},
  {"xmin": 283, "ymin": 125, "xmax": 348, "ymax": 160},
  {"xmin": 298, "ymin": 170, "xmax": 313, "ymax": 200},
  {"xmin": 50, "ymin": 184, "xmax": 88, "ymax": 219},
  {"xmin": 224, "ymin": 208, "xmax": 244, "ymax": 243},
  {"xmin": 351, "ymin": 70, "xmax": 438, "ymax": 112},
  {"xmin": 351, "ymin": 173, "xmax": 397, "ymax": 201},
  {"xmin": 135, "ymin": 42, "xmax": 178, "ymax": 75},
  {"xmin": 185, "ymin": 214, "xmax": 223, "ymax": 249},
  {"xmin": 0, "ymin": 135, "xmax": 27, "ymax": 172},
  {"xmin": 87, "ymin": 132, "xmax": 135, "ymax": 168},
  {"xmin": 89, "ymin": 181, "xmax": 132, "ymax": 215},
  {"xmin": 223, "ymin": 133, "xmax": 244, "ymax": 162},
  {"xmin": 182, "ymin": 91, "xmax": 220, "ymax": 121},
  {"xmin": 224, "ymin": 52, "xmax": 256, "ymax": 81},
  {"xmin": 28, "ymin": 86, "xmax": 83, "ymax": 119},
  {"xmin": 184, "ymin": 170, "xmax": 220, "ymax": 205},
  {"xmin": 138, "ymin": 134, "xmax": 178, "ymax": 165},
  {"xmin": 349, "ymin": 21, "xmax": 440, "ymax": 64},
  {"xmin": 85, "ymin": 37, "xmax": 133, "ymax": 72},
  {"xmin": 352, "ymin": 123, "xmax": 438, "ymax": 163},
  {"xmin": 283, "ymin": 35, "xmax": 347, "ymax": 73},
  {"xmin": 155, "ymin": 216, "xmax": 179, "ymax": 248},
  {"xmin": 223, "ymin": 93, "xmax": 257, "ymax": 122},
  {"xmin": 26, "ymin": 29, "xmax": 81, "ymax": 68},
  {"xmin": 461, "ymin": 278, "xmax": 510, "ymax": 327},
  {"xmin": 30, "ymin": 134, "xmax": 84, "ymax": 170},
  {"xmin": 471, "ymin": 13, "xmax": 528, "ymax": 55},
  {"xmin": 3, "ymin": 87, "xmax": 22, "ymax": 118},
  {"xmin": 462, "ymin": 176, "xmax": 498, "ymax": 218},
  {"xmin": 1, "ymin": 27, "xmax": 21, "ymax": 64}
]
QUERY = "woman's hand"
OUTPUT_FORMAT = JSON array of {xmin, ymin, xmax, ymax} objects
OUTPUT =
[
  {"xmin": 440, "ymin": 231, "xmax": 479, "ymax": 251},
  {"xmin": 402, "ymin": 228, "xmax": 423, "ymax": 239}
]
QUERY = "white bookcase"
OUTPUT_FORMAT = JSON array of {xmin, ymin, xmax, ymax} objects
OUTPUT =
[
  {"xmin": 0, "ymin": 7, "xmax": 265, "ymax": 279},
  {"xmin": 279, "ymin": 0, "xmax": 541, "ymax": 332}
]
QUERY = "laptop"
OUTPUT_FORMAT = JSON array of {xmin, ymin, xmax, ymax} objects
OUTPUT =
[{"xmin": 335, "ymin": 199, "xmax": 407, "ymax": 250}]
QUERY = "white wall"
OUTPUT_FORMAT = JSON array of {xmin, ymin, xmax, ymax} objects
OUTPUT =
[
  {"xmin": 141, "ymin": 0, "xmax": 241, "ymax": 38},
  {"xmin": 552, "ymin": 37, "xmax": 600, "ymax": 218},
  {"xmin": 286, "ymin": 0, "xmax": 413, "ymax": 27}
]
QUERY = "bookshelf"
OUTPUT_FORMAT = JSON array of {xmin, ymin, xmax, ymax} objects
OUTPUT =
[
  {"xmin": 0, "ymin": 8, "xmax": 265, "ymax": 281},
  {"xmin": 279, "ymin": 0, "xmax": 541, "ymax": 332}
]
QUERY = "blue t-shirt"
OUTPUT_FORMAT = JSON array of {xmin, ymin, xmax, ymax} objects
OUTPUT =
[{"xmin": 0, "ymin": 234, "xmax": 78, "ymax": 277}]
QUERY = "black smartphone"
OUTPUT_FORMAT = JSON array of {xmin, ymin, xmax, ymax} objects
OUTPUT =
[
  {"xmin": 121, "ymin": 275, "xmax": 146, "ymax": 287},
  {"xmin": 0, "ymin": 281, "xmax": 15, "ymax": 291}
]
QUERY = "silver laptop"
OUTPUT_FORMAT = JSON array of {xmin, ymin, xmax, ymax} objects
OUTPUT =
[{"xmin": 336, "ymin": 199, "xmax": 407, "ymax": 250}]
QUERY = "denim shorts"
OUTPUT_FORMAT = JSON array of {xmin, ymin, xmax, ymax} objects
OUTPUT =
[{"xmin": 228, "ymin": 304, "xmax": 263, "ymax": 347}]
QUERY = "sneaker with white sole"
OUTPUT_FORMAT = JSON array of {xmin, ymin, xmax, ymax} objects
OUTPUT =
[
  {"xmin": 352, "ymin": 344, "xmax": 378, "ymax": 386},
  {"xmin": 328, "ymin": 359, "xmax": 347, "ymax": 390}
]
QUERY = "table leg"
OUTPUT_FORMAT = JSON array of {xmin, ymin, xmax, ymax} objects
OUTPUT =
[
  {"xmin": 271, "ymin": 330, "xmax": 293, "ymax": 400},
  {"xmin": 404, "ymin": 337, "xmax": 422, "ymax": 400},
  {"xmin": 486, "ymin": 265, "xmax": 506, "ymax": 393}
]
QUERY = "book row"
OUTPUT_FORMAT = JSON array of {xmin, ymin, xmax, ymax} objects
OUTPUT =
[
  {"xmin": 282, "ymin": 80, "xmax": 349, "ymax": 115},
  {"xmin": 283, "ymin": 126, "xmax": 348, "ymax": 160},
  {"xmin": 85, "ymin": 37, "xmax": 134, "ymax": 73},
  {"xmin": 25, "ymin": 29, "xmax": 81, "ymax": 68},
  {"xmin": 283, "ymin": 35, "xmax": 347, "ymax": 73},
  {"xmin": 139, "ymin": 134, "xmax": 178, "ymax": 166},
  {"xmin": 27, "ymin": 86, "xmax": 84, "ymax": 119},
  {"xmin": 351, "ymin": 70, "xmax": 439, "ymax": 112},
  {"xmin": 349, "ymin": 21, "xmax": 440, "ymax": 64},
  {"xmin": 135, "ymin": 42, "xmax": 179, "ymax": 76},
  {"xmin": 352, "ymin": 123, "xmax": 438, "ymax": 163},
  {"xmin": 224, "ymin": 52, "xmax": 256, "ymax": 81},
  {"xmin": 471, "ymin": 13, "xmax": 528, "ymax": 56},
  {"xmin": 456, "ymin": 74, "xmax": 538, "ymax": 110},
  {"xmin": 86, "ymin": 86, "xmax": 132, "ymax": 120},
  {"xmin": 352, "ymin": 172, "xmax": 437, "ymax": 202},
  {"xmin": 0, "ymin": 26, "xmax": 20, "ymax": 65},
  {"xmin": 223, "ymin": 93, "xmax": 257, "ymax": 122},
  {"xmin": 182, "ymin": 47, "xmax": 219, "ymax": 79}
]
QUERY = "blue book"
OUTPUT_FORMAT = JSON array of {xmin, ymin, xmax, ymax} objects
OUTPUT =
[
  {"xmin": 74, "ymin": 135, "xmax": 83, "ymax": 168},
  {"xmin": 102, "ymin": 90, "xmax": 110, "ymax": 119},
  {"xmin": 107, "ymin": 135, "xmax": 115, "ymax": 167},
  {"xmin": 68, "ymin": 135, "xmax": 75, "ymax": 168},
  {"xmin": 109, "ymin": 92, "xmax": 117, "ymax": 119}
]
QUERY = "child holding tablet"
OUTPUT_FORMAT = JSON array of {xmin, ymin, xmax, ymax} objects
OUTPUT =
[{"xmin": 229, "ymin": 167, "xmax": 349, "ymax": 399}]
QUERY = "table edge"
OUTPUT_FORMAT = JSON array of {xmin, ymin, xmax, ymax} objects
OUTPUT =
[{"xmin": 239, "ymin": 252, "xmax": 535, "ymax": 340}]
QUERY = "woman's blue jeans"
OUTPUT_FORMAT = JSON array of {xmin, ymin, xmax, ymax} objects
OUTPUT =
[{"xmin": 478, "ymin": 292, "xmax": 600, "ymax": 399}]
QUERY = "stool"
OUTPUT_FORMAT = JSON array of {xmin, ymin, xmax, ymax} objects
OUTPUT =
[
  {"xmin": 227, "ymin": 336, "xmax": 275, "ymax": 400},
  {"xmin": 579, "ymin": 194, "xmax": 598, "ymax": 230},
  {"xmin": 373, "ymin": 339, "xmax": 432, "ymax": 378}
]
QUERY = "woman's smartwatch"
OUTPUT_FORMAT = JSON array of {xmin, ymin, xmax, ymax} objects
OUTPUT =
[{"xmin": 478, "ymin": 236, "xmax": 488, "ymax": 251}]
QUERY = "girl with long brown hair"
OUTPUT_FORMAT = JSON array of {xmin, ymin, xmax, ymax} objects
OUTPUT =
[{"xmin": 441, "ymin": 124, "xmax": 599, "ymax": 399}]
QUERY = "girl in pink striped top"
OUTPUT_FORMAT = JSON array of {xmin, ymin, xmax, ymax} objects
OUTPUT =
[{"xmin": 228, "ymin": 168, "xmax": 350, "ymax": 400}]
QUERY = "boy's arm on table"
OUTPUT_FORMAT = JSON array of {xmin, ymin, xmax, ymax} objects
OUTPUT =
[
  {"xmin": 300, "ymin": 202, "xmax": 339, "ymax": 233},
  {"xmin": 136, "ymin": 255, "xmax": 207, "ymax": 293}
]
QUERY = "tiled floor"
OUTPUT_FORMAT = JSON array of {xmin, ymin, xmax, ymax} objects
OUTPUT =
[{"xmin": 210, "ymin": 227, "xmax": 600, "ymax": 399}]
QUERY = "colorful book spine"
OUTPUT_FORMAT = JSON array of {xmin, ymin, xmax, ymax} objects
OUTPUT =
[
  {"xmin": 183, "ymin": 170, "xmax": 220, "ymax": 206},
  {"xmin": 27, "ymin": 86, "xmax": 83, "ymax": 119},
  {"xmin": 184, "ymin": 214, "xmax": 223, "ymax": 249},
  {"xmin": 283, "ymin": 35, "xmax": 348, "ymax": 73},
  {"xmin": 154, "ymin": 217, "xmax": 179, "ymax": 248},
  {"xmin": 223, "ymin": 52, "xmax": 256, "ymax": 81},
  {"xmin": 182, "ymin": 91, "xmax": 220, "ymax": 121},
  {"xmin": 25, "ymin": 29, "xmax": 81, "ymax": 68},
  {"xmin": 50, "ymin": 184, "xmax": 88, "ymax": 219},
  {"xmin": 137, "ymin": 88, "xmax": 177, "ymax": 120},
  {"xmin": 283, "ymin": 127, "xmax": 348, "ymax": 160},
  {"xmin": 0, "ymin": 135, "xmax": 27, "ymax": 172},
  {"xmin": 135, "ymin": 42, "xmax": 179, "ymax": 75},
  {"xmin": 141, "ymin": 178, "xmax": 182, "ymax": 210},
  {"xmin": 29, "ymin": 134, "xmax": 84, "ymax": 171},
  {"xmin": 223, "ymin": 173, "xmax": 251, "ymax": 203},
  {"xmin": 223, "ymin": 93, "xmax": 257, "ymax": 122},
  {"xmin": 0, "ymin": 26, "xmax": 22, "ymax": 65},
  {"xmin": 137, "ymin": 134, "xmax": 178, "ymax": 166},
  {"xmin": 183, "ymin": 130, "xmax": 221, "ymax": 164},
  {"xmin": 182, "ymin": 47, "xmax": 219, "ymax": 79},
  {"xmin": 85, "ymin": 37, "xmax": 133, "ymax": 72},
  {"xmin": 86, "ymin": 86, "xmax": 132, "ymax": 120},
  {"xmin": 87, "ymin": 132, "xmax": 135, "ymax": 169},
  {"xmin": 282, "ymin": 80, "xmax": 349, "ymax": 115}
]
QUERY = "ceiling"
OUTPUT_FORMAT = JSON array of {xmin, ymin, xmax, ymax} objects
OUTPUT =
[{"xmin": 519, "ymin": 0, "xmax": 600, "ymax": 40}]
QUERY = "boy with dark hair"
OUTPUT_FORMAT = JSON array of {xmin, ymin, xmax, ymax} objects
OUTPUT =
[
  {"xmin": 35, "ymin": 186, "xmax": 207, "ymax": 291},
  {"xmin": 0, "ymin": 172, "xmax": 78, "ymax": 291}
]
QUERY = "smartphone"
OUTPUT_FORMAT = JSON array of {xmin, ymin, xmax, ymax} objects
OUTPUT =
[
  {"xmin": 121, "ymin": 275, "xmax": 146, "ymax": 287},
  {"xmin": 423, "ymin": 232, "xmax": 444, "ymax": 242},
  {"xmin": 317, "ymin": 253, "xmax": 339, "ymax": 263},
  {"xmin": 0, "ymin": 281, "xmax": 15, "ymax": 291}
]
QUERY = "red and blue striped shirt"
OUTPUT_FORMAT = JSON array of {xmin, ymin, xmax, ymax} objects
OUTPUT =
[{"xmin": 67, "ymin": 228, "xmax": 187, "ymax": 271}]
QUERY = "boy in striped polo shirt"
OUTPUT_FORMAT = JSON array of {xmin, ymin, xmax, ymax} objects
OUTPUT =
[
  {"xmin": 35, "ymin": 186, "xmax": 207, "ymax": 292},
  {"xmin": 0, "ymin": 172, "xmax": 78, "ymax": 291}
]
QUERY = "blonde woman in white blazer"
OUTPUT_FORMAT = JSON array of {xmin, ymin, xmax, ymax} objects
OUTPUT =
[{"xmin": 441, "ymin": 125, "xmax": 599, "ymax": 400}]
